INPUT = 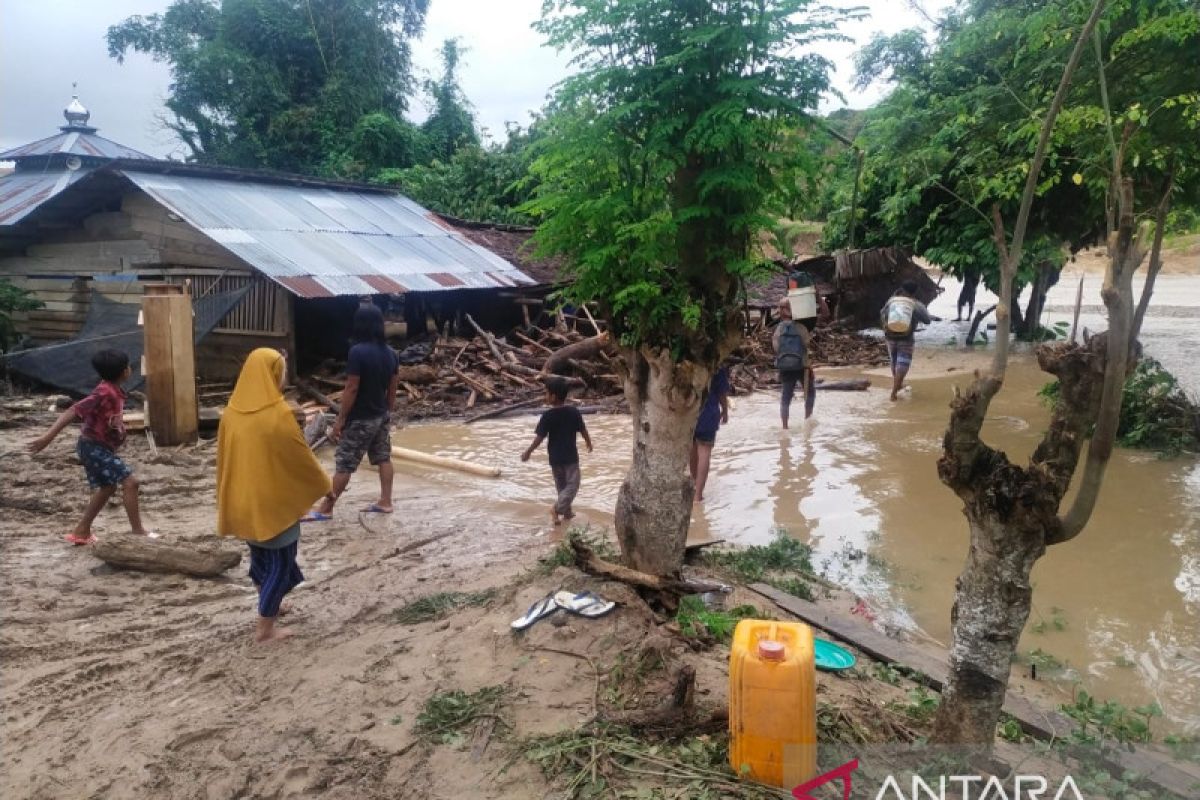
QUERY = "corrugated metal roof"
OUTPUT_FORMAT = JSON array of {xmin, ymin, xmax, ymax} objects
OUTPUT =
[
  {"xmin": 121, "ymin": 170, "xmax": 536, "ymax": 298},
  {"xmin": 0, "ymin": 131, "xmax": 151, "ymax": 161},
  {"xmin": 0, "ymin": 169, "xmax": 94, "ymax": 225}
]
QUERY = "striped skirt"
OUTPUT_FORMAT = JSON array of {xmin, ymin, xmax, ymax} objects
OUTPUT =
[{"xmin": 248, "ymin": 541, "xmax": 304, "ymax": 618}]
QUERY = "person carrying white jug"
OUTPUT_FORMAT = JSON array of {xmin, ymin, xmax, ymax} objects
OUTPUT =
[{"xmin": 881, "ymin": 281, "xmax": 933, "ymax": 401}]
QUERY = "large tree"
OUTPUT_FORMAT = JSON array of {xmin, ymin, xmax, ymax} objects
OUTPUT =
[
  {"xmin": 528, "ymin": 0, "xmax": 854, "ymax": 575},
  {"xmin": 421, "ymin": 38, "xmax": 480, "ymax": 162},
  {"xmin": 845, "ymin": 0, "xmax": 1199, "ymax": 749},
  {"xmin": 107, "ymin": 0, "xmax": 429, "ymax": 174}
]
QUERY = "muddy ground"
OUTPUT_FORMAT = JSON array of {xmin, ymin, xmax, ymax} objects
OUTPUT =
[{"xmin": 0, "ymin": 397, "xmax": 1084, "ymax": 799}]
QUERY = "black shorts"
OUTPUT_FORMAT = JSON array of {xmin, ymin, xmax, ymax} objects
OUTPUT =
[{"xmin": 693, "ymin": 430, "xmax": 717, "ymax": 445}]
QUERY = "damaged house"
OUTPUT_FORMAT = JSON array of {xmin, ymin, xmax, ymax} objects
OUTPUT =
[{"xmin": 0, "ymin": 96, "xmax": 537, "ymax": 385}]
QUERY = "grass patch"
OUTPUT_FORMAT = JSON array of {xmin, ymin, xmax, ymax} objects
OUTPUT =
[
  {"xmin": 888, "ymin": 686, "xmax": 940, "ymax": 724},
  {"xmin": 703, "ymin": 529, "xmax": 814, "ymax": 582},
  {"xmin": 1061, "ymin": 690, "xmax": 1161, "ymax": 745},
  {"xmin": 675, "ymin": 595, "xmax": 762, "ymax": 645},
  {"xmin": 524, "ymin": 726, "xmax": 782, "ymax": 800},
  {"xmin": 416, "ymin": 685, "xmax": 507, "ymax": 745},
  {"xmin": 391, "ymin": 590, "xmax": 496, "ymax": 624}
]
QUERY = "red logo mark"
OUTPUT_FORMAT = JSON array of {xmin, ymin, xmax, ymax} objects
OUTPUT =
[{"xmin": 792, "ymin": 759, "xmax": 859, "ymax": 800}]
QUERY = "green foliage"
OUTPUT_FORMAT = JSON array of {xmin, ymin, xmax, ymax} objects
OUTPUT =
[
  {"xmin": 421, "ymin": 38, "xmax": 479, "ymax": 162},
  {"xmin": 888, "ymin": 685, "xmax": 939, "ymax": 723},
  {"xmin": 107, "ymin": 0, "xmax": 430, "ymax": 175},
  {"xmin": 527, "ymin": 0, "xmax": 857, "ymax": 359},
  {"xmin": 390, "ymin": 589, "xmax": 495, "ymax": 624},
  {"xmin": 1040, "ymin": 359, "xmax": 1200, "ymax": 454},
  {"xmin": 1061, "ymin": 689, "xmax": 1162, "ymax": 745},
  {"xmin": 702, "ymin": 529, "xmax": 815, "ymax": 584},
  {"xmin": 379, "ymin": 123, "xmax": 542, "ymax": 224},
  {"xmin": 674, "ymin": 596, "xmax": 761, "ymax": 645},
  {"xmin": 998, "ymin": 716, "xmax": 1028, "ymax": 743},
  {"xmin": 416, "ymin": 685, "xmax": 507, "ymax": 745},
  {"xmin": 0, "ymin": 280, "xmax": 41, "ymax": 353},
  {"xmin": 1032, "ymin": 605, "xmax": 1069, "ymax": 634},
  {"xmin": 1117, "ymin": 358, "xmax": 1200, "ymax": 454}
]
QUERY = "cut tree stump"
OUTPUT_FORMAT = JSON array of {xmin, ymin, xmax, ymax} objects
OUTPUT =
[{"xmin": 92, "ymin": 535, "xmax": 242, "ymax": 577}]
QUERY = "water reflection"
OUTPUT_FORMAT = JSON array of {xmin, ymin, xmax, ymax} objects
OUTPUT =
[{"xmin": 395, "ymin": 351, "xmax": 1200, "ymax": 733}]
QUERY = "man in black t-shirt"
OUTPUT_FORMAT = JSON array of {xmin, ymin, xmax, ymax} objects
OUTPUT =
[
  {"xmin": 308, "ymin": 304, "xmax": 400, "ymax": 520},
  {"xmin": 521, "ymin": 377, "xmax": 594, "ymax": 526}
]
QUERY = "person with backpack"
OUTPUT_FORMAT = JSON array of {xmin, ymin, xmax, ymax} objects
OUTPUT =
[
  {"xmin": 772, "ymin": 298, "xmax": 815, "ymax": 429},
  {"xmin": 881, "ymin": 281, "xmax": 933, "ymax": 401}
]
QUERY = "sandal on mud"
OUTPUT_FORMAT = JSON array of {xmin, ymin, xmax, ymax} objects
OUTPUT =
[
  {"xmin": 553, "ymin": 590, "xmax": 616, "ymax": 619},
  {"xmin": 64, "ymin": 533, "xmax": 97, "ymax": 546},
  {"xmin": 361, "ymin": 504, "xmax": 393, "ymax": 515},
  {"xmin": 300, "ymin": 511, "xmax": 332, "ymax": 523},
  {"xmin": 510, "ymin": 594, "xmax": 560, "ymax": 631}
]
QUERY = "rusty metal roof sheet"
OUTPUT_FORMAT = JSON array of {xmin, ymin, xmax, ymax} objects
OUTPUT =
[
  {"xmin": 120, "ymin": 170, "xmax": 535, "ymax": 298},
  {"xmin": 0, "ymin": 131, "xmax": 151, "ymax": 161},
  {"xmin": 0, "ymin": 169, "xmax": 94, "ymax": 225}
]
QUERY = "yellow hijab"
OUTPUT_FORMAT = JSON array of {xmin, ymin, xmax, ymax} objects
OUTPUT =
[{"xmin": 216, "ymin": 348, "xmax": 331, "ymax": 541}]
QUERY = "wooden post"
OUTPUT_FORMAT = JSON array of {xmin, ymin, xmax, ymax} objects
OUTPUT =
[{"xmin": 142, "ymin": 284, "xmax": 198, "ymax": 446}]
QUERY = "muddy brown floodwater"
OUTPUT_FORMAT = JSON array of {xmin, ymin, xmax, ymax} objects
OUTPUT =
[{"xmin": 395, "ymin": 272, "xmax": 1200, "ymax": 736}]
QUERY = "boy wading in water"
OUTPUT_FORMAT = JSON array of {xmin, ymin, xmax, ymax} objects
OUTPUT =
[
  {"xmin": 308, "ymin": 304, "xmax": 400, "ymax": 519},
  {"xmin": 27, "ymin": 349, "xmax": 152, "ymax": 544},
  {"xmin": 881, "ymin": 280, "xmax": 933, "ymax": 401},
  {"xmin": 521, "ymin": 377, "xmax": 592, "ymax": 526}
]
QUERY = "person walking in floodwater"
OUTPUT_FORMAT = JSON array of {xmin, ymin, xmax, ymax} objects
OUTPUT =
[
  {"xmin": 956, "ymin": 267, "xmax": 981, "ymax": 321},
  {"xmin": 306, "ymin": 304, "xmax": 400, "ymax": 520},
  {"xmin": 772, "ymin": 298, "xmax": 815, "ymax": 428},
  {"xmin": 690, "ymin": 366, "xmax": 730, "ymax": 502},
  {"xmin": 882, "ymin": 281, "xmax": 933, "ymax": 401},
  {"xmin": 522, "ymin": 376, "xmax": 593, "ymax": 526},
  {"xmin": 217, "ymin": 349, "xmax": 332, "ymax": 643}
]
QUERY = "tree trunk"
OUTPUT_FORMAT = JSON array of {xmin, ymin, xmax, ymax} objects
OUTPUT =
[
  {"xmin": 933, "ymin": 514, "xmax": 1045, "ymax": 743},
  {"xmin": 1020, "ymin": 262, "xmax": 1060, "ymax": 339},
  {"xmin": 613, "ymin": 347, "xmax": 709, "ymax": 576}
]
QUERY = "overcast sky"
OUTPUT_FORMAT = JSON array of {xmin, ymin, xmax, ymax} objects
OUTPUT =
[{"xmin": 1, "ymin": 0, "xmax": 951, "ymax": 158}]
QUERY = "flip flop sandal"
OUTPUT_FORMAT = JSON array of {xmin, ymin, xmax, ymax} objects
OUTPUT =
[
  {"xmin": 64, "ymin": 533, "xmax": 97, "ymax": 546},
  {"xmin": 361, "ymin": 504, "xmax": 393, "ymax": 514},
  {"xmin": 510, "ymin": 594, "xmax": 560, "ymax": 631},
  {"xmin": 553, "ymin": 590, "xmax": 617, "ymax": 619},
  {"xmin": 300, "ymin": 511, "xmax": 332, "ymax": 523}
]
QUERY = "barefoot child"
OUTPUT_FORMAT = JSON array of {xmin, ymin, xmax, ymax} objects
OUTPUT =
[
  {"xmin": 217, "ymin": 349, "xmax": 331, "ymax": 643},
  {"xmin": 521, "ymin": 377, "xmax": 593, "ymax": 525},
  {"xmin": 27, "ymin": 349, "xmax": 151, "ymax": 544}
]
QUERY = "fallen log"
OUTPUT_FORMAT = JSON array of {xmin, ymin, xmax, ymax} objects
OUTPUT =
[
  {"xmin": 391, "ymin": 446, "xmax": 501, "ymax": 478},
  {"xmin": 543, "ymin": 333, "xmax": 610, "ymax": 375},
  {"xmin": 814, "ymin": 379, "xmax": 871, "ymax": 391},
  {"xmin": 464, "ymin": 313, "xmax": 505, "ymax": 364},
  {"xmin": 570, "ymin": 538, "xmax": 729, "ymax": 597},
  {"xmin": 396, "ymin": 365, "xmax": 439, "ymax": 385},
  {"xmin": 296, "ymin": 379, "xmax": 341, "ymax": 415},
  {"xmin": 464, "ymin": 396, "xmax": 543, "ymax": 424},
  {"xmin": 92, "ymin": 535, "xmax": 242, "ymax": 577}
]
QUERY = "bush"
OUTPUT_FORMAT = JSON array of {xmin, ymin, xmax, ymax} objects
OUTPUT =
[{"xmin": 0, "ymin": 280, "xmax": 40, "ymax": 353}]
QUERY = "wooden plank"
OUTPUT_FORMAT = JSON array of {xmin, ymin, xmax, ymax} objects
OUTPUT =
[
  {"xmin": 749, "ymin": 583, "xmax": 1200, "ymax": 798},
  {"xmin": 142, "ymin": 290, "xmax": 199, "ymax": 446}
]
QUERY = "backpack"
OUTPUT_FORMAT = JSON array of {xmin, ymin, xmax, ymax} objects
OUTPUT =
[{"xmin": 775, "ymin": 322, "xmax": 807, "ymax": 371}]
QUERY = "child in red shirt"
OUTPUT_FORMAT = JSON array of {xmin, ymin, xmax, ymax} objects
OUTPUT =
[{"xmin": 28, "ymin": 349, "xmax": 151, "ymax": 545}]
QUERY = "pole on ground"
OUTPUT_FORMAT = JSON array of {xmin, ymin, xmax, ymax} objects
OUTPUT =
[{"xmin": 142, "ymin": 284, "xmax": 199, "ymax": 446}]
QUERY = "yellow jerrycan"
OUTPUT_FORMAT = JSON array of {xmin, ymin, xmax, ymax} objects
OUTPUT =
[{"xmin": 728, "ymin": 619, "xmax": 817, "ymax": 788}]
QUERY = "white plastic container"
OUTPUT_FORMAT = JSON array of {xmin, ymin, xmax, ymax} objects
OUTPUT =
[
  {"xmin": 787, "ymin": 286, "xmax": 817, "ymax": 320},
  {"xmin": 885, "ymin": 296, "xmax": 916, "ymax": 334}
]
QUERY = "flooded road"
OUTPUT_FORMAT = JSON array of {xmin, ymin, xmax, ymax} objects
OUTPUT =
[{"xmin": 393, "ymin": 270, "xmax": 1200, "ymax": 734}]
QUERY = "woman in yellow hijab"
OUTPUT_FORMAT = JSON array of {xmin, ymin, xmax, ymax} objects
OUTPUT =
[{"xmin": 217, "ymin": 348, "xmax": 331, "ymax": 642}]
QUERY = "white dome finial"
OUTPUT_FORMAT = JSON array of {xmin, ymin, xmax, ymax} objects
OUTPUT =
[{"xmin": 63, "ymin": 83, "xmax": 91, "ymax": 129}]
